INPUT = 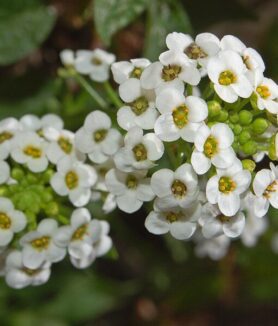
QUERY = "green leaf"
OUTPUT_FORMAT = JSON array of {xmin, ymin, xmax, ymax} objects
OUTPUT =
[
  {"xmin": 93, "ymin": 0, "xmax": 148, "ymax": 45},
  {"xmin": 0, "ymin": 0, "xmax": 57, "ymax": 65},
  {"xmin": 144, "ymin": 0, "xmax": 192, "ymax": 61}
]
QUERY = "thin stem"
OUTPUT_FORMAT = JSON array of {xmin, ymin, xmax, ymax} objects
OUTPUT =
[
  {"xmin": 186, "ymin": 84, "xmax": 193, "ymax": 96},
  {"xmin": 104, "ymin": 81, "xmax": 123, "ymax": 108}
]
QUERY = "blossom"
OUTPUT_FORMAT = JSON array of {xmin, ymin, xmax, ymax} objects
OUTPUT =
[
  {"xmin": 207, "ymin": 50, "xmax": 253, "ymax": 103},
  {"xmin": 0, "ymin": 161, "xmax": 10, "ymax": 184},
  {"xmin": 0, "ymin": 197, "xmax": 26, "ymax": 246},
  {"xmin": 111, "ymin": 58, "xmax": 151, "ymax": 84},
  {"xmin": 5, "ymin": 250, "xmax": 51, "ymax": 289},
  {"xmin": 11, "ymin": 131, "xmax": 49, "ymax": 173},
  {"xmin": 20, "ymin": 218, "xmax": 66, "ymax": 269},
  {"xmin": 206, "ymin": 160, "xmax": 251, "ymax": 216},
  {"xmin": 145, "ymin": 202, "xmax": 201, "ymax": 240},
  {"xmin": 20, "ymin": 114, "xmax": 63, "ymax": 134},
  {"xmin": 191, "ymin": 123, "xmax": 236, "ymax": 175},
  {"xmin": 114, "ymin": 127, "xmax": 164, "ymax": 172},
  {"xmin": 154, "ymin": 88, "xmax": 208, "ymax": 142},
  {"xmin": 51, "ymin": 156, "xmax": 97, "ymax": 207},
  {"xmin": 74, "ymin": 49, "xmax": 115, "ymax": 82},
  {"xmin": 60, "ymin": 49, "xmax": 75, "ymax": 67},
  {"xmin": 0, "ymin": 118, "xmax": 20, "ymax": 160},
  {"xmin": 117, "ymin": 78, "xmax": 158, "ymax": 130},
  {"xmin": 151, "ymin": 163, "xmax": 199, "ymax": 210},
  {"xmin": 105, "ymin": 169, "xmax": 155, "ymax": 213},
  {"xmin": 75, "ymin": 110, "xmax": 122, "ymax": 164}
]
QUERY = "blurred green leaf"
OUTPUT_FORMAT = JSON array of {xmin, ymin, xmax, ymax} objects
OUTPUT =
[
  {"xmin": 93, "ymin": 0, "xmax": 148, "ymax": 45},
  {"xmin": 144, "ymin": 0, "xmax": 192, "ymax": 60},
  {"xmin": 0, "ymin": 0, "xmax": 56, "ymax": 65}
]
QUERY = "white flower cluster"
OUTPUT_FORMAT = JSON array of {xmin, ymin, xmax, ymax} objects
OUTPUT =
[{"xmin": 0, "ymin": 115, "xmax": 112, "ymax": 288}]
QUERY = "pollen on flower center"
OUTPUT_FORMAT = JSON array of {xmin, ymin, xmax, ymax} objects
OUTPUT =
[
  {"xmin": 165, "ymin": 211, "xmax": 183, "ymax": 223},
  {"xmin": 71, "ymin": 224, "xmax": 88, "ymax": 241},
  {"xmin": 132, "ymin": 143, "xmax": 148, "ymax": 161},
  {"xmin": 126, "ymin": 175, "xmax": 138, "ymax": 189},
  {"xmin": 65, "ymin": 170, "xmax": 79, "ymax": 189},
  {"xmin": 218, "ymin": 70, "xmax": 237, "ymax": 86},
  {"xmin": 263, "ymin": 180, "xmax": 278, "ymax": 198},
  {"xmin": 93, "ymin": 129, "xmax": 107, "ymax": 143},
  {"xmin": 0, "ymin": 212, "xmax": 11, "ymax": 229},
  {"xmin": 91, "ymin": 57, "xmax": 102, "ymax": 65},
  {"xmin": 58, "ymin": 137, "xmax": 73, "ymax": 154},
  {"xmin": 217, "ymin": 214, "xmax": 231, "ymax": 223},
  {"xmin": 31, "ymin": 236, "xmax": 50, "ymax": 251},
  {"xmin": 162, "ymin": 64, "xmax": 182, "ymax": 82},
  {"xmin": 130, "ymin": 67, "xmax": 143, "ymax": 79},
  {"xmin": 218, "ymin": 176, "xmax": 236, "ymax": 194},
  {"xmin": 256, "ymin": 85, "xmax": 271, "ymax": 99},
  {"xmin": 129, "ymin": 96, "xmax": 149, "ymax": 116},
  {"xmin": 185, "ymin": 43, "xmax": 207, "ymax": 60},
  {"xmin": 171, "ymin": 179, "xmax": 187, "ymax": 198},
  {"xmin": 23, "ymin": 145, "xmax": 42, "ymax": 159},
  {"xmin": 0, "ymin": 131, "xmax": 13, "ymax": 144},
  {"xmin": 172, "ymin": 105, "xmax": 189, "ymax": 129},
  {"xmin": 204, "ymin": 136, "xmax": 218, "ymax": 158}
]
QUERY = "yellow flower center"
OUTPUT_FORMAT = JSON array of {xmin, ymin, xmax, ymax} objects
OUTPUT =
[
  {"xmin": 204, "ymin": 136, "xmax": 218, "ymax": 158},
  {"xmin": 23, "ymin": 145, "xmax": 42, "ymax": 159},
  {"xmin": 172, "ymin": 105, "xmax": 189, "ymax": 129},
  {"xmin": 218, "ymin": 176, "xmax": 236, "ymax": 194},
  {"xmin": 185, "ymin": 43, "xmax": 207, "ymax": 60},
  {"xmin": 58, "ymin": 137, "xmax": 73, "ymax": 154},
  {"xmin": 256, "ymin": 85, "xmax": 271, "ymax": 99},
  {"xmin": 0, "ymin": 212, "xmax": 11, "ymax": 229},
  {"xmin": 65, "ymin": 171, "xmax": 79, "ymax": 190},
  {"xmin": 129, "ymin": 96, "xmax": 149, "ymax": 116},
  {"xmin": 0, "ymin": 131, "xmax": 13, "ymax": 144},
  {"xmin": 91, "ymin": 57, "xmax": 102, "ymax": 65},
  {"xmin": 126, "ymin": 175, "xmax": 138, "ymax": 189},
  {"xmin": 132, "ymin": 143, "xmax": 147, "ymax": 161},
  {"xmin": 165, "ymin": 211, "xmax": 183, "ymax": 223},
  {"xmin": 171, "ymin": 180, "xmax": 187, "ymax": 198},
  {"xmin": 218, "ymin": 70, "xmax": 237, "ymax": 86},
  {"xmin": 93, "ymin": 129, "xmax": 107, "ymax": 143},
  {"xmin": 31, "ymin": 236, "xmax": 50, "ymax": 251},
  {"xmin": 263, "ymin": 180, "xmax": 278, "ymax": 199},
  {"xmin": 162, "ymin": 65, "xmax": 181, "ymax": 82},
  {"xmin": 130, "ymin": 67, "xmax": 143, "ymax": 79},
  {"xmin": 71, "ymin": 224, "xmax": 88, "ymax": 241}
]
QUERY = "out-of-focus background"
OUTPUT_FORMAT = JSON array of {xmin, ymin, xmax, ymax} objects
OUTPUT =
[{"xmin": 0, "ymin": 0, "xmax": 278, "ymax": 325}]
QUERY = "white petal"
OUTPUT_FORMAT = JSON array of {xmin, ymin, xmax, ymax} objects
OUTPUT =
[
  {"xmin": 116, "ymin": 192, "xmax": 142, "ymax": 213},
  {"xmin": 0, "ymin": 229, "xmax": 13, "ymax": 246},
  {"xmin": 170, "ymin": 221, "xmax": 196, "ymax": 240},
  {"xmin": 211, "ymin": 123, "xmax": 234, "ymax": 149},
  {"xmin": 223, "ymin": 212, "xmax": 245, "ymax": 238},
  {"xmin": 191, "ymin": 150, "xmax": 211, "ymax": 175},
  {"xmin": 151, "ymin": 169, "xmax": 174, "ymax": 197},
  {"xmin": 119, "ymin": 78, "xmax": 142, "ymax": 102},
  {"xmin": 202, "ymin": 220, "xmax": 223, "ymax": 238},
  {"xmin": 10, "ymin": 211, "xmax": 27, "ymax": 232},
  {"xmin": 214, "ymin": 84, "xmax": 238, "ymax": 103},
  {"xmin": 154, "ymin": 114, "xmax": 179, "ymax": 142},
  {"xmin": 185, "ymin": 96, "xmax": 208, "ymax": 122},
  {"xmin": 140, "ymin": 62, "xmax": 163, "ymax": 89},
  {"xmin": 218, "ymin": 193, "xmax": 240, "ymax": 216},
  {"xmin": 145, "ymin": 211, "xmax": 169, "ymax": 235},
  {"xmin": 143, "ymin": 133, "xmax": 164, "ymax": 161},
  {"xmin": 69, "ymin": 188, "xmax": 91, "ymax": 207},
  {"xmin": 50, "ymin": 173, "xmax": 68, "ymax": 196},
  {"xmin": 206, "ymin": 176, "xmax": 219, "ymax": 204},
  {"xmin": 211, "ymin": 148, "xmax": 236, "ymax": 169}
]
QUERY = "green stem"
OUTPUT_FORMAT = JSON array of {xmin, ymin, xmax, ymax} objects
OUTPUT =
[
  {"xmin": 104, "ymin": 81, "xmax": 123, "ymax": 108},
  {"xmin": 203, "ymin": 82, "xmax": 214, "ymax": 100},
  {"xmin": 75, "ymin": 74, "xmax": 108, "ymax": 109},
  {"xmin": 165, "ymin": 142, "xmax": 178, "ymax": 169},
  {"xmin": 186, "ymin": 84, "xmax": 193, "ymax": 96}
]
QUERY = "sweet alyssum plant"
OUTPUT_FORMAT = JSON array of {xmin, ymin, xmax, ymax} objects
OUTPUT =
[{"xmin": 0, "ymin": 32, "xmax": 277, "ymax": 288}]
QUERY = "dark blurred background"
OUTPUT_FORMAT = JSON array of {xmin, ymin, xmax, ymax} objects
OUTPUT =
[{"xmin": 0, "ymin": 0, "xmax": 277, "ymax": 325}]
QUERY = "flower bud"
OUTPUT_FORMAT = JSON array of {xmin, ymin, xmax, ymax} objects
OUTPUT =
[
  {"xmin": 229, "ymin": 112, "xmax": 239, "ymax": 124},
  {"xmin": 218, "ymin": 111, "xmax": 228, "ymax": 122},
  {"xmin": 208, "ymin": 100, "xmax": 221, "ymax": 117},
  {"xmin": 242, "ymin": 159, "xmax": 256, "ymax": 172},
  {"xmin": 239, "ymin": 130, "xmax": 251, "ymax": 145},
  {"xmin": 239, "ymin": 110, "xmax": 253, "ymax": 126},
  {"xmin": 11, "ymin": 168, "xmax": 24, "ymax": 181},
  {"xmin": 252, "ymin": 118, "xmax": 268, "ymax": 135},
  {"xmin": 242, "ymin": 141, "xmax": 257, "ymax": 155},
  {"xmin": 44, "ymin": 202, "xmax": 59, "ymax": 216},
  {"xmin": 233, "ymin": 124, "xmax": 242, "ymax": 135}
]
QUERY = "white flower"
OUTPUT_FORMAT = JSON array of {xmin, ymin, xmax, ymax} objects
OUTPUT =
[
  {"xmin": 20, "ymin": 218, "xmax": 66, "ymax": 269},
  {"xmin": 102, "ymin": 193, "xmax": 117, "ymax": 214},
  {"xmin": 199, "ymin": 202, "xmax": 245, "ymax": 238},
  {"xmin": 0, "ymin": 118, "xmax": 21, "ymax": 160},
  {"xmin": 54, "ymin": 208, "xmax": 112, "ymax": 269},
  {"xmin": 5, "ymin": 250, "xmax": 51, "ymax": 289},
  {"xmin": 60, "ymin": 49, "xmax": 75, "ymax": 67},
  {"xmin": 154, "ymin": 88, "xmax": 208, "ymax": 142},
  {"xmin": 141, "ymin": 50, "xmax": 201, "ymax": 93},
  {"xmin": 51, "ymin": 156, "xmax": 97, "ymax": 207},
  {"xmin": 253, "ymin": 163, "xmax": 278, "ymax": 216},
  {"xmin": 206, "ymin": 160, "xmax": 251, "ymax": 216},
  {"xmin": 240, "ymin": 193, "xmax": 267, "ymax": 247},
  {"xmin": 0, "ymin": 197, "xmax": 26, "ymax": 246},
  {"xmin": 20, "ymin": 114, "xmax": 63, "ymax": 134},
  {"xmin": 11, "ymin": 131, "xmax": 49, "ymax": 173},
  {"xmin": 253, "ymin": 72, "xmax": 278, "ymax": 114},
  {"xmin": 207, "ymin": 50, "xmax": 253, "ymax": 103},
  {"xmin": 117, "ymin": 78, "xmax": 158, "ymax": 130},
  {"xmin": 166, "ymin": 32, "xmax": 220, "ymax": 74},
  {"xmin": 191, "ymin": 123, "xmax": 236, "ymax": 175},
  {"xmin": 114, "ymin": 127, "xmax": 164, "ymax": 172},
  {"xmin": 145, "ymin": 202, "xmax": 201, "ymax": 240},
  {"xmin": 151, "ymin": 163, "xmax": 199, "ymax": 210},
  {"xmin": 75, "ymin": 110, "xmax": 122, "ymax": 164},
  {"xmin": 75, "ymin": 49, "xmax": 115, "ymax": 82},
  {"xmin": 111, "ymin": 58, "xmax": 151, "ymax": 84},
  {"xmin": 105, "ymin": 169, "xmax": 155, "ymax": 213},
  {"xmin": 0, "ymin": 161, "xmax": 10, "ymax": 184}
]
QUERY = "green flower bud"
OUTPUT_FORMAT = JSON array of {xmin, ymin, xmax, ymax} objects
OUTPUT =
[
  {"xmin": 239, "ymin": 110, "xmax": 253, "ymax": 126},
  {"xmin": 242, "ymin": 141, "xmax": 257, "ymax": 155},
  {"xmin": 42, "ymin": 169, "xmax": 55, "ymax": 183},
  {"xmin": 44, "ymin": 202, "xmax": 59, "ymax": 216},
  {"xmin": 11, "ymin": 168, "xmax": 24, "ymax": 181},
  {"xmin": 26, "ymin": 173, "xmax": 39, "ymax": 185},
  {"xmin": 233, "ymin": 124, "xmax": 242, "ymax": 135},
  {"xmin": 41, "ymin": 190, "xmax": 53, "ymax": 203},
  {"xmin": 0, "ymin": 186, "xmax": 9, "ymax": 196},
  {"xmin": 229, "ymin": 112, "xmax": 239, "ymax": 123},
  {"xmin": 218, "ymin": 110, "xmax": 229, "ymax": 122},
  {"xmin": 239, "ymin": 130, "xmax": 251, "ymax": 145},
  {"xmin": 252, "ymin": 118, "xmax": 268, "ymax": 135},
  {"xmin": 208, "ymin": 100, "xmax": 222, "ymax": 117},
  {"xmin": 242, "ymin": 159, "xmax": 256, "ymax": 172}
]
